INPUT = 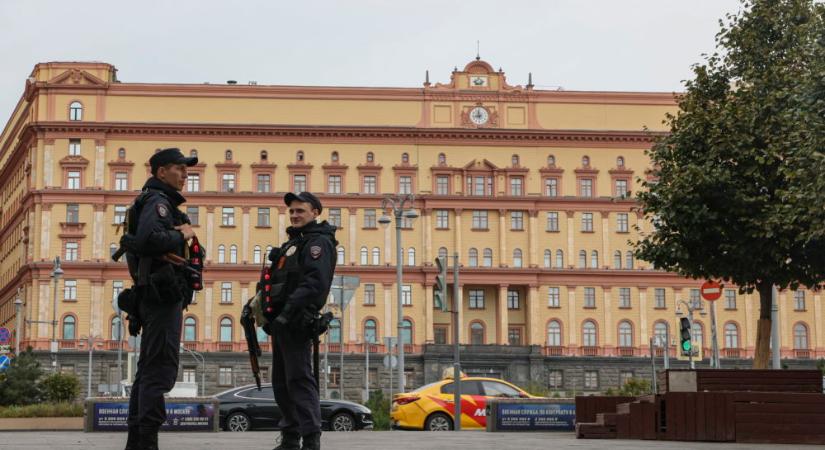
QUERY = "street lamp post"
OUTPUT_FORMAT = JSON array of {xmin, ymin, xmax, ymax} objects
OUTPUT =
[
  {"xmin": 180, "ymin": 344, "xmax": 206, "ymax": 396},
  {"xmin": 82, "ymin": 335, "xmax": 103, "ymax": 398},
  {"xmin": 378, "ymin": 194, "xmax": 417, "ymax": 394},
  {"xmin": 14, "ymin": 288, "xmax": 24, "ymax": 356},
  {"xmin": 50, "ymin": 257, "xmax": 64, "ymax": 369}
]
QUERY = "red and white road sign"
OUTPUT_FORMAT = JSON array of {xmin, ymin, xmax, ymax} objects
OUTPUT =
[{"xmin": 700, "ymin": 281, "xmax": 722, "ymax": 301}]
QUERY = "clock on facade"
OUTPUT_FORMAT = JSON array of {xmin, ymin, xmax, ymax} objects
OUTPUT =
[{"xmin": 469, "ymin": 106, "xmax": 489, "ymax": 125}]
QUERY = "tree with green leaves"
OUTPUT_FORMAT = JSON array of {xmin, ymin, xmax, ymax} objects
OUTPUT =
[
  {"xmin": 0, "ymin": 348, "xmax": 44, "ymax": 406},
  {"xmin": 635, "ymin": 0, "xmax": 825, "ymax": 369}
]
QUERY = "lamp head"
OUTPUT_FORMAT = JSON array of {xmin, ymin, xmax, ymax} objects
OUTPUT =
[
  {"xmin": 378, "ymin": 215, "xmax": 392, "ymax": 226},
  {"xmin": 403, "ymin": 209, "xmax": 419, "ymax": 219}
]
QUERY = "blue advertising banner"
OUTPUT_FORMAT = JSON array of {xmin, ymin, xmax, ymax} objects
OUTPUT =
[
  {"xmin": 494, "ymin": 402, "xmax": 576, "ymax": 431},
  {"xmin": 92, "ymin": 401, "xmax": 216, "ymax": 431}
]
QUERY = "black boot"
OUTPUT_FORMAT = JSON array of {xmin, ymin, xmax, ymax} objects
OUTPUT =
[
  {"xmin": 124, "ymin": 426, "xmax": 140, "ymax": 450},
  {"xmin": 139, "ymin": 425, "xmax": 159, "ymax": 450},
  {"xmin": 301, "ymin": 432, "xmax": 321, "ymax": 450},
  {"xmin": 273, "ymin": 430, "xmax": 301, "ymax": 450}
]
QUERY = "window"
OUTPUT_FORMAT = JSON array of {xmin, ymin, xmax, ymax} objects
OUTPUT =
[
  {"xmin": 655, "ymin": 288, "xmax": 666, "ymax": 308},
  {"xmin": 229, "ymin": 245, "xmax": 238, "ymax": 264},
  {"xmin": 401, "ymin": 285, "xmax": 412, "ymax": 306},
  {"xmin": 511, "ymin": 154, "xmax": 520, "ymax": 166},
  {"xmin": 217, "ymin": 245, "xmax": 226, "ymax": 263},
  {"xmin": 363, "ymin": 176, "xmax": 376, "ymax": 194},
  {"xmin": 62, "ymin": 316, "xmax": 76, "ymax": 339},
  {"xmin": 794, "ymin": 291, "xmax": 806, "ymax": 311},
  {"xmin": 401, "ymin": 319, "xmax": 413, "ymax": 345},
  {"xmin": 182, "ymin": 367, "xmax": 196, "ymax": 383},
  {"xmin": 581, "ymin": 213, "xmax": 593, "ymax": 232},
  {"xmin": 336, "ymin": 247, "xmax": 345, "ymax": 265},
  {"xmin": 67, "ymin": 170, "xmax": 81, "ymax": 189},
  {"xmin": 372, "ymin": 248, "xmax": 380, "ymax": 265},
  {"xmin": 327, "ymin": 175, "xmax": 342, "ymax": 194},
  {"xmin": 508, "ymin": 328, "xmax": 522, "ymax": 346},
  {"xmin": 114, "ymin": 172, "xmax": 128, "ymax": 191},
  {"xmin": 407, "ymin": 248, "xmax": 416, "ymax": 266},
  {"xmin": 254, "ymin": 207, "xmax": 270, "ymax": 227},
  {"xmin": 363, "ymin": 209, "xmax": 377, "ymax": 228},
  {"xmin": 183, "ymin": 317, "xmax": 197, "ymax": 340},
  {"xmin": 618, "ymin": 321, "xmax": 633, "ymax": 347},
  {"xmin": 401, "ymin": 152, "xmax": 409, "ymax": 164},
  {"xmin": 221, "ymin": 282, "xmax": 232, "ymax": 303},
  {"xmin": 583, "ymin": 287, "xmax": 596, "ymax": 308},
  {"xmin": 112, "ymin": 280, "xmax": 124, "ymax": 302},
  {"xmin": 64, "ymin": 242, "xmax": 79, "ymax": 261},
  {"xmin": 218, "ymin": 367, "xmax": 233, "ymax": 386},
  {"xmin": 398, "ymin": 176, "xmax": 412, "ymax": 194},
  {"xmin": 468, "ymin": 175, "xmax": 493, "ymax": 196},
  {"xmin": 692, "ymin": 322, "xmax": 704, "ymax": 349},
  {"xmin": 293, "ymin": 174, "xmax": 307, "ymax": 192},
  {"xmin": 221, "ymin": 173, "xmax": 236, "ymax": 192},
  {"xmin": 219, "ymin": 317, "xmax": 233, "ymax": 342},
  {"xmin": 548, "ymin": 287, "xmax": 560, "ymax": 307},
  {"xmin": 724, "ymin": 289, "xmax": 737, "ymax": 309},
  {"xmin": 253, "ymin": 246, "xmax": 262, "ymax": 264},
  {"xmin": 69, "ymin": 102, "xmax": 83, "ymax": 121},
  {"xmin": 187, "ymin": 173, "xmax": 200, "ymax": 192},
  {"xmin": 582, "ymin": 156, "xmax": 590, "ymax": 166},
  {"xmin": 470, "ymin": 322, "xmax": 484, "ymax": 345},
  {"xmin": 296, "ymin": 150, "xmax": 305, "ymax": 162},
  {"xmin": 186, "ymin": 206, "xmax": 199, "ymax": 225},
  {"xmin": 794, "ymin": 323, "xmax": 809, "ymax": 349},
  {"xmin": 469, "ymin": 289, "xmax": 485, "ymax": 309},
  {"xmin": 259, "ymin": 150, "xmax": 268, "ymax": 161},
  {"xmin": 616, "ymin": 156, "xmax": 625, "ymax": 167},
  {"xmin": 579, "ymin": 179, "xmax": 593, "ymax": 197},
  {"xmin": 544, "ymin": 250, "xmax": 552, "ymax": 268},
  {"xmin": 584, "ymin": 371, "xmax": 599, "ymax": 389},
  {"xmin": 555, "ymin": 250, "xmax": 564, "ymax": 268},
  {"xmin": 110, "ymin": 243, "xmax": 118, "ymax": 258},
  {"xmin": 689, "ymin": 289, "xmax": 701, "ymax": 309},
  {"xmin": 66, "ymin": 204, "xmax": 79, "ymax": 223},
  {"xmin": 615, "ymin": 179, "xmax": 629, "ymax": 198},
  {"xmin": 510, "ymin": 177, "xmax": 523, "ymax": 196},
  {"xmin": 331, "ymin": 151, "xmax": 339, "ymax": 162},
  {"xmin": 222, "ymin": 207, "xmax": 235, "ymax": 226},
  {"xmin": 619, "ymin": 288, "xmax": 631, "ymax": 308},
  {"xmin": 546, "ymin": 212, "xmax": 559, "ymax": 232},
  {"xmin": 578, "ymin": 250, "xmax": 587, "ymax": 268},
  {"xmin": 69, "ymin": 139, "xmax": 81, "ymax": 156},
  {"xmin": 483, "ymin": 248, "xmax": 493, "ymax": 267},
  {"xmin": 472, "ymin": 210, "xmax": 488, "ymax": 229},
  {"xmin": 625, "ymin": 251, "xmax": 634, "ymax": 269},
  {"xmin": 328, "ymin": 319, "xmax": 341, "ymax": 343},
  {"xmin": 617, "ymin": 213, "xmax": 629, "ymax": 232},
  {"xmin": 620, "ymin": 371, "xmax": 635, "ymax": 387},
  {"xmin": 548, "ymin": 370, "xmax": 563, "ymax": 388},
  {"xmin": 328, "ymin": 208, "xmax": 342, "ymax": 228},
  {"xmin": 113, "ymin": 205, "xmax": 127, "ymax": 225},
  {"xmin": 64, "ymin": 279, "xmax": 77, "ymax": 300},
  {"xmin": 590, "ymin": 250, "xmax": 599, "ymax": 268},
  {"xmin": 438, "ymin": 247, "xmax": 448, "ymax": 259},
  {"xmin": 468, "ymin": 248, "xmax": 478, "ymax": 267},
  {"xmin": 257, "ymin": 174, "xmax": 271, "ymax": 193},
  {"xmin": 225, "ymin": 149, "xmax": 233, "ymax": 161},
  {"xmin": 513, "ymin": 249, "xmax": 523, "ymax": 268},
  {"xmin": 547, "ymin": 321, "xmax": 562, "ymax": 346},
  {"xmin": 507, "ymin": 290, "xmax": 520, "ymax": 309},
  {"xmin": 544, "ymin": 178, "xmax": 558, "ymax": 197},
  {"xmin": 435, "ymin": 210, "xmax": 449, "ymax": 228},
  {"xmin": 436, "ymin": 176, "xmax": 449, "ymax": 195},
  {"xmin": 434, "ymin": 327, "xmax": 447, "ymax": 345},
  {"xmin": 328, "ymin": 367, "xmax": 341, "ymax": 388},
  {"xmin": 364, "ymin": 319, "xmax": 377, "ymax": 344},
  {"xmin": 364, "ymin": 284, "xmax": 375, "ymax": 305},
  {"xmin": 111, "ymin": 316, "xmax": 122, "ymax": 340},
  {"xmin": 438, "ymin": 153, "xmax": 446, "ymax": 165},
  {"xmin": 366, "ymin": 152, "xmax": 374, "ymax": 163},
  {"xmin": 613, "ymin": 251, "xmax": 622, "ymax": 269},
  {"xmin": 510, "ymin": 211, "xmax": 524, "ymax": 230},
  {"xmin": 190, "ymin": 149, "xmax": 198, "ymax": 158},
  {"xmin": 582, "ymin": 321, "xmax": 597, "ymax": 346},
  {"xmin": 724, "ymin": 323, "xmax": 739, "ymax": 348},
  {"xmin": 400, "ymin": 214, "xmax": 413, "ymax": 229}
]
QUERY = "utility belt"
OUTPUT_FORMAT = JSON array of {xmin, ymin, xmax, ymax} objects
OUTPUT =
[{"xmin": 248, "ymin": 290, "xmax": 333, "ymax": 338}]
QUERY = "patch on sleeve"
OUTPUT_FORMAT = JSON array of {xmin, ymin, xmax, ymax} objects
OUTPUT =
[
  {"xmin": 310, "ymin": 245, "xmax": 322, "ymax": 259},
  {"xmin": 156, "ymin": 203, "xmax": 169, "ymax": 218}
]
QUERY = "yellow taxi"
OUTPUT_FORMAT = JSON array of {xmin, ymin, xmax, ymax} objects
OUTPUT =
[{"xmin": 390, "ymin": 373, "xmax": 537, "ymax": 431}]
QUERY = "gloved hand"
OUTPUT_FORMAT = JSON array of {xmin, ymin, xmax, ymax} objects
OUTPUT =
[{"xmin": 270, "ymin": 303, "xmax": 296, "ymax": 333}]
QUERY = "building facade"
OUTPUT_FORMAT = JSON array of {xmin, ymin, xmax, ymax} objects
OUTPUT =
[{"xmin": 0, "ymin": 61, "xmax": 821, "ymax": 396}]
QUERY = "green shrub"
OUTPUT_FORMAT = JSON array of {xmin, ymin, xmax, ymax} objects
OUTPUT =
[
  {"xmin": 40, "ymin": 372, "xmax": 81, "ymax": 403},
  {"xmin": 364, "ymin": 390, "xmax": 390, "ymax": 431},
  {"xmin": 0, "ymin": 348, "xmax": 44, "ymax": 406},
  {"xmin": 0, "ymin": 402, "xmax": 83, "ymax": 418},
  {"xmin": 816, "ymin": 358, "xmax": 825, "ymax": 375}
]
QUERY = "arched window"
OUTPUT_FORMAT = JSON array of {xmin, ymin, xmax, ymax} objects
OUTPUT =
[
  {"xmin": 371, "ymin": 247, "xmax": 380, "ymax": 265},
  {"xmin": 438, "ymin": 247, "xmax": 448, "ymax": 260},
  {"xmin": 360, "ymin": 247, "xmax": 368, "ymax": 265},
  {"xmin": 229, "ymin": 245, "xmax": 238, "ymax": 264},
  {"xmin": 219, "ymin": 317, "xmax": 233, "ymax": 342},
  {"xmin": 468, "ymin": 248, "xmax": 479, "ymax": 267},
  {"xmin": 265, "ymin": 245, "xmax": 273, "ymax": 257},
  {"xmin": 625, "ymin": 251, "xmax": 634, "ymax": 269},
  {"xmin": 331, "ymin": 151, "xmax": 339, "ymax": 162},
  {"xmin": 364, "ymin": 319, "xmax": 378, "ymax": 344},
  {"xmin": 590, "ymin": 250, "xmax": 599, "ymax": 269},
  {"xmin": 555, "ymin": 250, "xmax": 564, "ymax": 268},
  {"xmin": 118, "ymin": 148, "xmax": 126, "ymax": 159},
  {"xmin": 616, "ymin": 156, "xmax": 625, "ymax": 167},
  {"xmin": 62, "ymin": 316, "xmax": 76, "ymax": 339},
  {"xmin": 513, "ymin": 249, "xmax": 523, "ymax": 268},
  {"xmin": 483, "ymin": 248, "xmax": 493, "ymax": 267},
  {"xmin": 69, "ymin": 101, "xmax": 83, "ymax": 121},
  {"xmin": 654, "ymin": 322, "xmax": 669, "ymax": 346},
  {"xmin": 544, "ymin": 250, "xmax": 552, "ymax": 268},
  {"xmin": 253, "ymin": 245, "xmax": 262, "ymax": 264},
  {"xmin": 111, "ymin": 316, "xmax": 122, "ymax": 340},
  {"xmin": 297, "ymin": 150, "xmax": 305, "ymax": 162},
  {"xmin": 470, "ymin": 322, "xmax": 485, "ymax": 345},
  {"xmin": 337, "ymin": 247, "xmax": 345, "ymax": 265},
  {"xmin": 366, "ymin": 152, "xmax": 374, "ymax": 163},
  {"xmin": 217, "ymin": 245, "xmax": 226, "ymax": 263},
  {"xmin": 794, "ymin": 323, "xmax": 809, "ymax": 349},
  {"xmin": 618, "ymin": 321, "xmax": 633, "ymax": 347},
  {"xmin": 692, "ymin": 322, "xmax": 704, "ymax": 349},
  {"xmin": 438, "ymin": 153, "xmax": 446, "ymax": 165},
  {"xmin": 183, "ymin": 317, "xmax": 197, "ymax": 341},
  {"xmin": 613, "ymin": 251, "xmax": 622, "ymax": 269},
  {"xmin": 407, "ymin": 248, "xmax": 416, "ymax": 266},
  {"xmin": 582, "ymin": 321, "xmax": 597, "ymax": 347},
  {"xmin": 260, "ymin": 150, "xmax": 268, "ymax": 161},
  {"xmin": 578, "ymin": 250, "xmax": 587, "ymax": 268},
  {"xmin": 547, "ymin": 154, "xmax": 556, "ymax": 166},
  {"xmin": 225, "ymin": 149, "xmax": 233, "ymax": 161},
  {"xmin": 581, "ymin": 155, "xmax": 590, "ymax": 167},
  {"xmin": 401, "ymin": 319, "xmax": 413, "ymax": 345},
  {"xmin": 511, "ymin": 154, "xmax": 520, "ymax": 166},
  {"xmin": 401, "ymin": 152, "xmax": 409, "ymax": 164},
  {"xmin": 724, "ymin": 323, "xmax": 739, "ymax": 348},
  {"xmin": 328, "ymin": 319, "xmax": 341, "ymax": 344},
  {"xmin": 547, "ymin": 320, "xmax": 562, "ymax": 346}
]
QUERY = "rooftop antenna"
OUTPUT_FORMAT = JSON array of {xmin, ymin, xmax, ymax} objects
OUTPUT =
[
  {"xmin": 424, "ymin": 70, "xmax": 431, "ymax": 87},
  {"xmin": 476, "ymin": 40, "xmax": 481, "ymax": 61},
  {"xmin": 527, "ymin": 72, "xmax": 534, "ymax": 90}
]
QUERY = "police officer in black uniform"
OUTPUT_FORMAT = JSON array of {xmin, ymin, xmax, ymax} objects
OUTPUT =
[
  {"xmin": 260, "ymin": 192, "xmax": 337, "ymax": 450},
  {"xmin": 124, "ymin": 148, "xmax": 198, "ymax": 450}
]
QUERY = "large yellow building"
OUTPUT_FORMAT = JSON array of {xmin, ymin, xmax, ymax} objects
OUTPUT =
[{"xmin": 0, "ymin": 60, "xmax": 821, "ymax": 393}]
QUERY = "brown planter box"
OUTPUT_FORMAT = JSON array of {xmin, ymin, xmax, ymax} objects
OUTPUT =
[{"xmin": 0, "ymin": 416, "xmax": 83, "ymax": 431}]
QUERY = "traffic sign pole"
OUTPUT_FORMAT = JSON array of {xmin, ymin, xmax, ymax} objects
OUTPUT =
[{"xmin": 701, "ymin": 281, "xmax": 722, "ymax": 368}]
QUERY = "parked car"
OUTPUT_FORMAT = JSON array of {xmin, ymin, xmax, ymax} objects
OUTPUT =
[{"xmin": 216, "ymin": 384, "xmax": 373, "ymax": 432}]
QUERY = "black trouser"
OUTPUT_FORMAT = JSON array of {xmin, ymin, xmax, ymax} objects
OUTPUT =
[
  {"xmin": 271, "ymin": 328, "xmax": 321, "ymax": 436},
  {"xmin": 127, "ymin": 296, "xmax": 183, "ymax": 429}
]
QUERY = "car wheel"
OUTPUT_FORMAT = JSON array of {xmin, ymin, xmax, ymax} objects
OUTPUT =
[
  {"xmin": 330, "ymin": 412, "xmax": 355, "ymax": 431},
  {"xmin": 425, "ymin": 412, "xmax": 453, "ymax": 431},
  {"xmin": 226, "ymin": 411, "xmax": 251, "ymax": 432}
]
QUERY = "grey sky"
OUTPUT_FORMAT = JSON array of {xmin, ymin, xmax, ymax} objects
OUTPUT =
[{"xmin": 0, "ymin": 0, "xmax": 744, "ymax": 125}]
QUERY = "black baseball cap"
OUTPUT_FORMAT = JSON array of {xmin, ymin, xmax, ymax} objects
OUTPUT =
[
  {"xmin": 284, "ymin": 192, "xmax": 323, "ymax": 214},
  {"xmin": 149, "ymin": 148, "xmax": 198, "ymax": 174}
]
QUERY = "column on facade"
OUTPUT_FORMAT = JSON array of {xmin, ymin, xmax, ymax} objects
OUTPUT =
[
  {"xmin": 566, "ymin": 211, "xmax": 575, "ymax": 266},
  {"xmin": 90, "ymin": 280, "xmax": 104, "ymax": 337},
  {"xmin": 424, "ymin": 283, "xmax": 434, "ymax": 343},
  {"xmin": 454, "ymin": 209, "xmax": 463, "ymax": 260},
  {"xmin": 813, "ymin": 293, "xmax": 822, "ymax": 354},
  {"xmin": 27, "ymin": 210, "xmax": 36, "ymax": 262},
  {"xmin": 567, "ymin": 286, "xmax": 577, "ymax": 352},
  {"xmin": 29, "ymin": 145, "xmax": 37, "ymax": 191},
  {"xmin": 43, "ymin": 139, "xmax": 54, "ymax": 187},
  {"xmin": 278, "ymin": 207, "xmax": 287, "ymax": 245},
  {"xmin": 527, "ymin": 284, "xmax": 540, "ymax": 345},
  {"xmin": 384, "ymin": 225, "xmax": 392, "ymax": 266},
  {"xmin": 498, "ymin": 210, "xmax": 507, "ymax": 266},
  {"xmin": 349, "ymin": 293, "xmax": 357, "ymax": 344},
  {"xmin": 40, "ymin": 204, "xmax": 51, "ymax": 260},
  {"xmin": 497, "ymin": 284, "xmax": 509, "ymax": 344},
  {"xmin": 241, "ymin": 207, "xmax": 250, "ymax": 264},
  {"xmin": 348, "ymin": 208, "xmax": 357, "ymax": 265},
  {"xmin": 205, "ymin": 206, "xmax": 215, "ymax": 263},
  {"xmin": 603, "ymin": 287, "xmax": 613, "ymax": 354},
  {"xmin": 639, "ymin": 287, "xmax": 649, "ymax": 351},
  {"xmin": 382, "ymin": 283, "xmax": 393, "ymax": 341},
  {"xmin": 528, "ymin": 210, "xmax": 538, "ymax": 267},
  {"xmin": 94, "ymin": 140, "xmax": 105, "ymax": 187},
  {"xmin": 92, "ymin": 204, "xmax": 105, "ymax": 260},
  {"xmin": 204, "ymin": 284, "xmax": 214, "ymax": 341},
  {"xmin": 38, "ymin": 281, "xmax": 50, "ymax": 338},
  {"xmin": 601, "ymin": 211, "xmax": 610, "ymax": 267},
  {"xmin": 422, "ymin": 209, "xmax": 432, "ymax": 265}
]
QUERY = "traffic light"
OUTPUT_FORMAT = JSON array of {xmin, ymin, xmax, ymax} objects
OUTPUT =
[
  {"xmin": 679, "ymin": 317, "xmax": 692, "ymax": 356},
  {"xmin": 434, "ymin": 256, "xmax": 448, "ymax": 312}
]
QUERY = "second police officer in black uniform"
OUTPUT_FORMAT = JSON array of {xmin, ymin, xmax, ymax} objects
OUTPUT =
[
  {"xmin": 121, "ymin": 148, "xmax": 199, "ymax": 450},
  {"xmin": 259, "ymin": 192, "xmax": 337, "ymax": 450}
]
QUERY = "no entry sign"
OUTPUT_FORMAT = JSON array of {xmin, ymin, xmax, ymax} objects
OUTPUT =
[{"xmin": 700, "ymin": 281, "xmax": 722, "ymax": 301}]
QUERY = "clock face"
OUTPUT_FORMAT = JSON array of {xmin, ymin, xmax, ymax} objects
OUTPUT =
[{"xmin": 469, "ymin": 106, "xmax": 489, "ymax": 125}]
